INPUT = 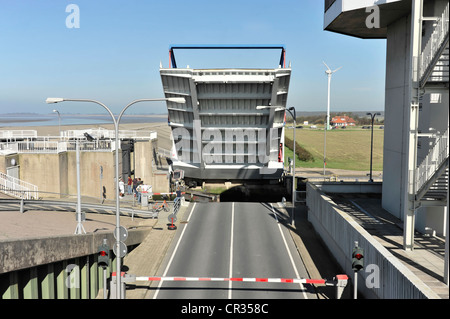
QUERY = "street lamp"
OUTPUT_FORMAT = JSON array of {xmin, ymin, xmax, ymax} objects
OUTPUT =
[
  {"xmin": 285, "ymin": 107, "xmax": 297, "ymax": 226},
  {"xmin": 53, "ymin": 109, "xmax": 61, "ymax": 139},
  {"xmin": 323, "ymin": 116, "xmax": 327, "ymax": 178},
  {"xmin": 257, "ymin": 105, "xmax": 297, "ymax": 225},
  {"xmin": 366, "ymin": 112, "xmax": 381, "ymax": 182},
  {"xmin": 46, "ymin": 96, "xmax": 185, "ymax": 298}
]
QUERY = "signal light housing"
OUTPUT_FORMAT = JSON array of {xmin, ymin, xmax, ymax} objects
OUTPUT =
[
  {"xmin": 98, "ymin": 244, "xmax": 110, "ymax": 268},
  {"xmin": 352, "ymin": 247, "xmax": 364, "ymax": 272}
]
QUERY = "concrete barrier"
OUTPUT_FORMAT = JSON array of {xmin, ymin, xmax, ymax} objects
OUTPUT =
[
  {"xmin": 0, "ymin": 229, "xmax": 149, "ymax": 274},
  {"xmin": 306, "ymin": 182, "xmax": 440, "ymax": 299}
]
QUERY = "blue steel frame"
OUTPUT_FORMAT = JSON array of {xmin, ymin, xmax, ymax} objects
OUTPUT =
[{"xmin": 168, "ymin": 44, "xmax": 286, "ymax": 69}]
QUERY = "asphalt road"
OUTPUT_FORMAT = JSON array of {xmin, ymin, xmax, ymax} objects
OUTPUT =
[{"xmin": 149, "ymin": 202, "xmax": 317, "ymax": 299}]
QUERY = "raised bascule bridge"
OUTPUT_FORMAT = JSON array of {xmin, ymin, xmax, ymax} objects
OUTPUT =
[{"xmin": 159, "ymin": 45, "xmax": 292, "ymax": 187}]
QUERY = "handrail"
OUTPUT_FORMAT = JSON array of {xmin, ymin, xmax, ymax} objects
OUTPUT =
[
  {"xmin": 0, "ymin": 130, "xmax": 38, "ymax": 139},
  {"xmin": 419, "ymin": 2, "xmax": 449, "ymax": 85},
  {"xmin": 0, "ymin": 172, "xmax": 39, "ymax": 200},
  {"xmin": 414, "ymin": 129, "xmax": 449, "ymax": 195}
]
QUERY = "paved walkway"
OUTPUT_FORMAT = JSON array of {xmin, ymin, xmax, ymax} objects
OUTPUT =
[
  {"xmin": 328, "ymin": 194, "xmax": 448, "ymax": 299},
  {"xmin": 123, "ymin": 201, "xmax": 190, "ymax": 299}
]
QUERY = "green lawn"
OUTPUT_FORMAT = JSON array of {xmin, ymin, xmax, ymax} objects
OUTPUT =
[{"xmin": 284, "ymin": 126, "xmax": 384, "ymax": 171}]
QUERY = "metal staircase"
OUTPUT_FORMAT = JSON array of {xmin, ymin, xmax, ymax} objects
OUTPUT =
[
  {"xmin": 413, "ymin": 2, "xmax": 449, "ymax": 208},
  {"xmin": 419, "ymin": 2, "xmax": 449, "ymax": 89},
  {"xmin": 414, "ymin": 129, "xmax": 448, "ymax": 205}
]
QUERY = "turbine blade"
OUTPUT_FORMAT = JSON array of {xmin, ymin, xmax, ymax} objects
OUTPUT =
[
  {"xmin": 333, "ymin": 66, "xmax": 343, "ymax": 73},
  {"xmin": 322, "ymin": 61, "xmax": 331, "ymax": 71}
]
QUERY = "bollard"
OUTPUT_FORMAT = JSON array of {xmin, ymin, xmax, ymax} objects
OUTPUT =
[
  {"xmin": 335, "ymin": 274, "xmax": 348, "ymax": 299},
  {"xmin": 325, "ymin": 274, "xmax": 348, "ymax": 299},
  {"xmin": 20, "ymin": 198, "xmax": 25, "ymax": 213},
  {"xmin": 110, "ymin": 272, "xmax": 136, "ymax": 299}
]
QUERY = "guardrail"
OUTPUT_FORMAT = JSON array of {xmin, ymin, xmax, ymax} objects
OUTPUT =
[{"xmin": 0, "ymin": 198, "xmax": 160, "ymax": 220}]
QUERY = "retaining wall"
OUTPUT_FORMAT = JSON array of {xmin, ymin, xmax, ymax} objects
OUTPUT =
[{"xmin": 306, "ymin": 182, "xmax": 440, "ymax": 299}]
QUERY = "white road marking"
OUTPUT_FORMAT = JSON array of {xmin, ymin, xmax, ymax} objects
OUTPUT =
[
  {"xmin": 152, "ymin": 202, "xmax": 196, "ymax": 299},
  {"xmin": 228, "ymin": 202, "xmax": 235, "ymax": 299},
  {"xmin": 271, "ymin": 203, "xmax": 308, "ymax": 299}
]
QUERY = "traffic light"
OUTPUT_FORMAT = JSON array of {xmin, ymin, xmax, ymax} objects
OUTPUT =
[
  {"xmin": 98, "ymin": 244, "xmax": 110, "ymax": 268},
  {"xmin": 352, "ymin": 247, "xmax": 364, "ymax": 272}
]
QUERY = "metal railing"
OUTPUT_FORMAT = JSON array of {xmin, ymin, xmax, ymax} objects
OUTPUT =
[
  {"xmin": 0, "ymin": 130, "xmax": 37, "ymax": 140},
  {"xmin": 62, "ymin": 129, "xmax": 157, "ymax": 140},
  {"xmin": 173, "ymin": 196, "xmax": 181, "ymax": 215},
  {"xmin": 0, "ymin": 140, "xmax": 115, "ymax": 154},
  {"xmin": 0, "ymin": 172, "xmax": 39, "ymax": 200},
  {"xmin": 413, "ymin": 129, "xmax": 449, "ymax": 195},
  {"xmin": 419, "ymin": 2, "xmax": 449, "ymax": 84}
]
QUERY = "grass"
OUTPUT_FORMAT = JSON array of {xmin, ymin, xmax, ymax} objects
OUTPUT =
[{"xmin": 284, "ymin": 126, "xmax": 384, "ymax": 171}]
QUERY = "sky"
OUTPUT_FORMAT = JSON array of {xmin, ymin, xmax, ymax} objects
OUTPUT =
[{"xmin": 0, "ymin": 0, "xmax": 387, "ymax": 115}]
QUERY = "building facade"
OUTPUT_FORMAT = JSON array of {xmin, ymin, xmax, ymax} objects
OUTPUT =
[{"xmin": 323, "ymin": 0, "xmax": 448, "ymax": 265}]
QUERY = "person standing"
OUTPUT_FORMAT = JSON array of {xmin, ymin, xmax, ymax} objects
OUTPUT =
[
  {"xmin": 119, "ymin": 178, "xmax": 125, "ymax": 197},
  {"xmin": 132, "ymin": 177, "xmax": 138, "ymax": 195},
  {"xmin": 127, "ymin": 176, "xmax": 133, "ymax": 195}
]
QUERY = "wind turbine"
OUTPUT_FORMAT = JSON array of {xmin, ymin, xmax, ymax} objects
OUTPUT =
[{"xmin": 323, "ymin": 61, "xmax": 342, "ymax": 130}]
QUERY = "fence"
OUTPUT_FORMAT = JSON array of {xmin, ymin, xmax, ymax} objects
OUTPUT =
[
  {"xmin": 0, "ymin": 130, "xmax": 37, "ymax": 140},
  {"xmin": 62, "ymin": 129, "xmax": 157, "ymax": 141},
  {"xmin": 0, "ymin": 140, "xmax": 115, "ymax": 154}
]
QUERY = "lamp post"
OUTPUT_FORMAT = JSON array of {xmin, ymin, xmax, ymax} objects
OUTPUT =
[
  {"xmin": 366, "ymin": 112, "xmax": 381, "ymax": 182},
  {"xmin": 285, "ymin": 107, "xmax": 297, "ymax": 226},
  {"xmin": 46, "ymin": 96, "xmax": 185, "ymax": 298},
  {"xmin": 323, "ymin": 116, "xmax": 327, "ymax": 178},
  {"xmin": 257, "ymin": 105, "xmax": 297, "ymax": 225},
  {"xmin": 53, "ymin": 109, "xmax": 61, "ymax": 139}
]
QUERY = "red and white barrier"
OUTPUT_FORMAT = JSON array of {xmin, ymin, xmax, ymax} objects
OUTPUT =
[
  {"xmin": 151, "ymin": 192, "xmax": 185, "ymax": 195},
  {"xmin": 134, "ymin": 276, "xmax": 329, "ymax": 285},
  {"xmin": 110, "ymin": 273, "xmax": 348, "ymax": 299}
]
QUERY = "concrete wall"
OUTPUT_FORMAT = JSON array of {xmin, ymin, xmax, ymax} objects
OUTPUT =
[
  {"xmin": 134, "ymin": 140, "xmax": 153, "ymax": 187},
  {"xmin": 382, "ymin": 13, "xmax": 411, "ymax": 219},
  {"xmin": 18, "ymin": 151, "xmax": 117, "ymax": 200},
  {"xmin": 0, "ymin": 229, "xmax": 149, "ymax": 274},
  {"xmin": 134, "ymin": 140, "xmax": 170, "ymax": 193},
  {"xmin": 66, "ymin": 150, "xmax": 118, "ymax": 201},
  {"xmin": 5, "ymin": 140, "xmax": 170, "ymax": 200},
  {"xmin": 306, "ymin": 182, "xmax": 440, "ymax": 299},
  {"xmin": 19, "ymin": 153, "xmax": 63, "ymax": 198},
  {"xmin": 0, "ymin": 228, "xmax": 149, "ymax": 299}
]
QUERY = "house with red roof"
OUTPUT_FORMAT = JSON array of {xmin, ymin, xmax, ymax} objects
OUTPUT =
[{"xmin": 330, "ymin": 115, "xmax": 356, "ymax": 127}]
